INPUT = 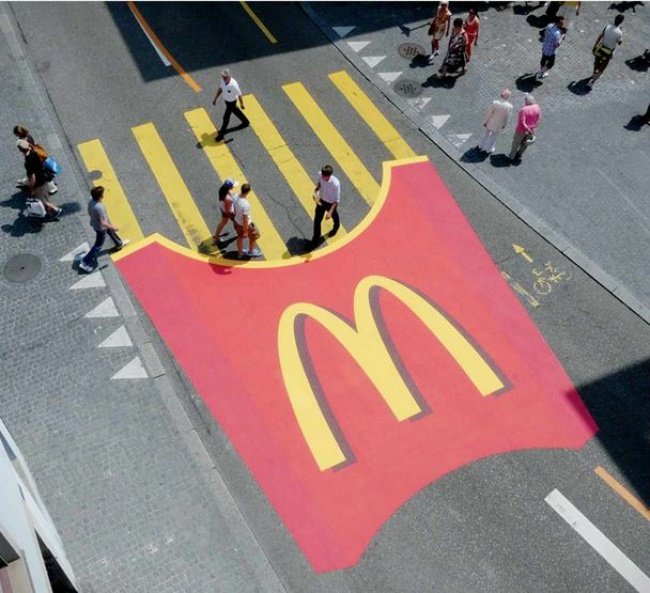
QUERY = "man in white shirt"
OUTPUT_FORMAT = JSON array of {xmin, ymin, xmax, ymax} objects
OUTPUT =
[
  {"xmin": 212, "ymin": 68, "xmax": 249, "ymax": 141},
  {"xmin": 310, "ymin": 165, "xmax": 341, "ymax": 249},
  {"xmin": 233, "ymin": 183, "xmax": 261, "ymax": 258},
  {"xmin": 588, "ymin": 14, "xmax": 624, "ymax": 88}
]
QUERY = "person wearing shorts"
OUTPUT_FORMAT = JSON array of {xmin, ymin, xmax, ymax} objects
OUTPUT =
[
  {"xmin": 427, "ymin": 1, "xmax": 451, "ymax": 64},
  {"xmin": 213, "ymin": 178, "xmax": 237, "ymax": 244},
  {"xmin": 536, "ymin": 16, "xmax": 564, "ymax": 80},
  {"xmin": 233, "ymin": 183, "xmax": 261, "ymax": 259},
  {"xmin": 588, "ymin": 14, "xmax": 624, "ymax": 88}
]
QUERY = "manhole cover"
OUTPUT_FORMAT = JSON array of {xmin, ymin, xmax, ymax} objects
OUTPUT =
[
  {"xmin": 393, "ymin": 79, "xmax": 423, "ymax": 98},
  {"xmin": 398, "ymin": 42, "xmax": 426, "ymax": 59},
  {"xmin": 3, "ymin": 253, "xmax": 42, "ymax": 283}
]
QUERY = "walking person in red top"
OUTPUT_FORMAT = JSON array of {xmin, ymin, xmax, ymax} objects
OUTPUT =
[
  {"xmin": 464, "ymin": 8, "xmax": 480, "ymax": 61},
  {"xmin": 509, "ymin": 95, "xmax": 542, "ymax": 162}
]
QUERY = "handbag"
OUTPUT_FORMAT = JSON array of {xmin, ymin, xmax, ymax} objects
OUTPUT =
[
  {"xmin": 43, "ymin": 156, "xmax": 62, "ymax": 175},
  {"xmin": 24, "ymin": 198, "xmax": 47, "ymax": 218}
]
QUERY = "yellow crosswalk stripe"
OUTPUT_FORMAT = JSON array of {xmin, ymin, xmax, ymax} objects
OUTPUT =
[
  {"xmin": 282, "ymin": 82, "xmax": 379, "ymax": 207},
  {"xmin": 183, "ymin": 107, "xmax": 289, "ymax": 260},
  {"xmin": 132, "ymin": 123, "xmax": 210, "ymax": 251},
  {"xmin": 245, "ymin": 94, "xmax": 347, "ymax": 237},
  {"xmin": 329, "ymin": 71, "xmax": 417, "ymax": 160},
  {"xmin": 77, "ymin": 139, "xmax": 144, "ymax": 243}
]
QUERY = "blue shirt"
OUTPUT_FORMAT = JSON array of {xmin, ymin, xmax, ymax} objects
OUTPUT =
[{"xmin": 542, "ymin": 24, "xmax": 562, "ymax": 56}]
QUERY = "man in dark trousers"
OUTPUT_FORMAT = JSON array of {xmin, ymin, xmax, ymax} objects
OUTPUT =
[
  {"xmin": 212, "ymin": 68, "xmax": 249, "ymax": 141},
  {"xmin": 310, "ymin": 165, "xmax": 341, "ymax": 249},
  {"xmin": 79, "ymin": 186, "xmax": 127, "ymax": 273}
]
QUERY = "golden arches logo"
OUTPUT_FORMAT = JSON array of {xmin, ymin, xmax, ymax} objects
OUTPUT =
[{"xmin": 278, "ymin": 275, "xmax": 507, "ymax": 471}]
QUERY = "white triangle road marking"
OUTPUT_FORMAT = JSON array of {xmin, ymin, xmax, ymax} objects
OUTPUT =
[
  {"xmin": 408, "ymin": 97, "xmax": 431, "ymax": 111},
  {"xmin": 379, "ymin": 72, "xmax": 402, "ymax": 83},
  {"xmin": 347, "ymin": 40, "xmax": 370, "ymax": 52},
  {"xmin": 111, "ymin": 356, "xmax": 148, "ymax": 380},
  {"xmin": 84, "ymin": 296, "xmax": 119, "ymax": 318},
  {"xmin": 98, "ymin": 325, "xmax": 133, "ymax": 348},
  {"xmin": 428, "ymin": 114, "xmax": 450, "ymax": 129},
  {"xmin": 362, "ymin": 55, "xmax": 386, "ymax": 68},
  {"xmin": 450, "ymin": 133, "xmax": 472, "ymax": 148},
  {"xmin": 70, "ymin": 272, "xmax": 106, "ymax": 290},
  {"xmin": 60, "ymin": 242, "xmax": 90, "ymax": 262},
  {"xmin": 333, "ymin": 26, "xmax": 355, "ymax": 38}
]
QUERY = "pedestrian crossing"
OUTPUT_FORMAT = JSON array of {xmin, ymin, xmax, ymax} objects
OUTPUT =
[{"xmin": 76, "ymin": 70, "xmax": 417, "ymax": 261}]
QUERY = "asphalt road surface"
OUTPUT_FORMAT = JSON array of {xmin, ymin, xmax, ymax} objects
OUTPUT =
[{"xmin": 6, "ymin": 2, "xmax": 649, "ymax": 592}]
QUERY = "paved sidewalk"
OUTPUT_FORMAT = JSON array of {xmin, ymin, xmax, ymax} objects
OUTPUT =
[
  {"xmin": 303, "ymin": 1, "xmax": 650, "ymax": 323},
  {"xmin": 0, "ymin": 6, "xmax": 283, "ymax": 593}
]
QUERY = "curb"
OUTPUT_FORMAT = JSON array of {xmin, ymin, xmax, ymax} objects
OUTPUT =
[{"xmin": 300, "ymin": 2, "xmax": 650, "ymax": 325}]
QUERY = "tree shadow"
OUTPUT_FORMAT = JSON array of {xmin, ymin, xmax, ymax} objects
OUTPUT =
[
  {"xmin": 625, "ymin": 53, "xmax": 650, "ymax": 72},
  {"xmin": 567, "ymin": 78, "xmax": 593, "ymax": 96},
  {"xmin": 460, "ymin": 146, "xmax": 489, "ymax": 163},
  {"xmin": 513, "ymin": 2, "xmax": 546, "ymax": 16},
  {"xmin": 515, "ymin": 73, "xmax": 542, "ymax": 93}
]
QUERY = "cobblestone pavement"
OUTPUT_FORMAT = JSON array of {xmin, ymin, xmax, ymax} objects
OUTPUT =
[
  {"xmin": 0, "ymin": 6, "xmax": 283, "ymax": 593},
  {"xmin": 303, "ymin": 1, "xmax": 650, "ymax": 322}
]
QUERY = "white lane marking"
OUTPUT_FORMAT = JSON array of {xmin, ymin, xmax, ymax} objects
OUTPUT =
[
  {"xmin": 347, "ymin": 40, "xmax": 370, "ymax": 52},
  {"xmin": 450, "ymin": 133, "xmax": 472, "ymax": 148},
  {"xmin": 379, "ymin": 71, "xmax": 401, "ymax": 83},
  {"xmin": 98, "ymin": 325, "xmax": 133, "ymax": 348},
  {"xmin": 428, "ymin": 114, "xmax": 450, "ymax": 129},
  {"xmin": 70, "ymin": 272, "xmax": 106, "ymax": 290},
  {"xmin": 333, "ymin": 26, "xmax": 355, "ymax": 38},
  {"xmin": 130, "ymin": 6, "xmax": 171, "ymax": 66},
  {"xmin": 545, "ymin": 489, "xmax": 650, "ymax": 593},
  {"xmin": 363, "ymin": 55, "xmax": 386, "ymax": 68},
  {"xmin": 111, "ymin": 356, "xmax": 148, "ymax": 380},
  {"xmin": 85, "ymin": 296, "xmax": 119, "ymax": 318},
  {"xmin": 60, "ymin": 243, "xmax": 90, "ymax": 262}
]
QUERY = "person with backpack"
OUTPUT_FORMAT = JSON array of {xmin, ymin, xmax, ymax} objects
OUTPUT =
[
  {"xmin": 13, "ymin": 125, "xmax": 58, "ymax": 195},
  {"xmin": 16, "ymin": 140, "xmax": 62, "ymax": 219},
  {"xmin": 587, "ymin": 14, "xmax": 624, "ymax": 89}
]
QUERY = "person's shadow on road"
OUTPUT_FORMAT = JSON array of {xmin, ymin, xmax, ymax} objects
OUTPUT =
[
  {"xmin": 460, "ymin": 146, "xmax": 489, "ymax": 163},
  {"xmin": 489, "ymin": 154, "xmax": 512, "ymax": 168},
  {"xmin": 408, "ymin": 54, "xmax": 431, "ymax": 69},
  {"xmin": 567, "ymin": 78, "xmax": 593, "ymax": 96},
  {"xmin": 422, "ymin": 74, "xmax": 457, "ymax": 89},
  {"xmin": 515, "ymin": 74, "xmax": 542, "ymax": 93},
  {"xmin": 623, "ymin": 115, "xmax": 649, "ymax": 132},
  {"xmin": 625, "ymin": 53, "xmax": 650, "ymax": 72}
]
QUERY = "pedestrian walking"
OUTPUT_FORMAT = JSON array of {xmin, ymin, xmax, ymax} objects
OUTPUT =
[
  {"xmin": 13, "ymin": 125, "xmax": 57, "ymax": 195},
  {"xmin": 16, "ymin": 140, "xmax": 62, "ymax": 219},
  {"xmin": 78, "ymin": 186, "xmax": 127, "ymax": 273},
  {"xmin": 310, "ymin": 165, "xmax": 341, "ymax": 249},
  {"xmin": 535, "ymin": 16, "xmax": 564, "ymax": 80},
  {"xmin": 464, "ymin": 8, "xmax": 480, "ymax": 61},
  {"xmin": 213, "ymin": 178, "xmax": 238, "ymax": 244},
  {"xmin": 557, "ymin": 1, "xmax": 581, "ymax": 33},
  {"xmin": 437, "ymin": 18, "xmax": 469, "ymax": 77},
  {"xmin": 478, "ymin": 89, "xmax": 513, "ymax": 154},
  {"xmin": 587, "ymin": 14, "xmax": 624, "ymax": 88},
  {"xmin": 233, "ymin": 183, "xmax": 261, "ymax": 259},
  {"xmin": 509, "ymin": 95, "xmax": 542, "ymax": 162},
  {"xmin": 427, "ymin": 1, "xmax": 452, "ymax": 64},
  {"xmin": 212, "ymin": 68, "xmax": 249, "ymax": 142}
]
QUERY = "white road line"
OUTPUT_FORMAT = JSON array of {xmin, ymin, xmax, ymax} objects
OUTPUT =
[
  {"xmin": 545, "ymin": 489, "xmax": 650, "ymax": 593},
  {"xmin": 129, "ymin": 6, "xmax": 171, "ymax": 66}
]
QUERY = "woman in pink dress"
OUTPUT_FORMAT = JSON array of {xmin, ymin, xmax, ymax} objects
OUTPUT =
[{"xmin": 464, "ymin": 8, "xmax": 480, "ymax": 61}]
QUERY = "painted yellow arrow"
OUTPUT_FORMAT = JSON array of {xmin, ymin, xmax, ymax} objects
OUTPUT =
[{"xmin": 512, "ymin": 244, "xmax": 533, "ymax": 263}]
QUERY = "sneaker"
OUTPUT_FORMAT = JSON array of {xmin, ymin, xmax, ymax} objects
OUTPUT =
[
  {"xmin": 237, "ymin": 251, "xmax": 248, "ymax": 259},
  {"xmin": 112, "ymin": 239, "xmax": 130, "ymax": 252},
  {"xmin": 541, "ymin": 71, "xmax": 549, "ymax": 79},
  {"xmin": 428, "ymin": 54, "xmax": 435, "ymax": 64},
  {"xmin": 433, "ymin": 50, "xmax": 439, "ymax": 56},
  {"xmin": 327, "ymin": 229, "xmax": 338, "ymax": 238},
  {"xmin": 534, "ymin": 71, "xmax": 543, "ymax": 80},
  {"xmin": 586, "ymin": 79, "xmax": 594, "ymax": 88},
  {"xmin": 215, "ymin": 133, "xmax": 224, "ymax": 142},
  {"xmin": 52, "ymin": 207, "xmax": 63, "ymax": 219},
  {"xmin": 78, "ymin": 260, "xmax": 93, "ymax": 273},
  {"xmin": 48, "ymin": 186, "xmax": 58, "ymax": 195},
  {"xmin": 247, "ymin": 248, "xmax": 262, "ymax": 258}
]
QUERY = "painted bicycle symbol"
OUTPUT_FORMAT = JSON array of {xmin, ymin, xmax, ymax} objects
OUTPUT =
[{"xmin": 532, "ymin": 261, "xmax": 572, "ymax": 295}]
